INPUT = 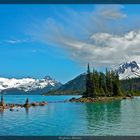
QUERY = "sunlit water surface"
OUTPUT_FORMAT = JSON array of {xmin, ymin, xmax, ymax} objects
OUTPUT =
[{"xmin": 0, "ymin": 95, "xmax": 140, "ymax": 136}]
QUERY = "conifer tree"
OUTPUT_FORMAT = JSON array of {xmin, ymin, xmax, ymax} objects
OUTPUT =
[
  {"xmin": 94, "ymin": 70, "xmax": 100, "ymax": 96},
  {"xmin": 99, "ymin": 72, "xmax": 105, "ymax": 96},
  {"xmin": 84, "ymin": 64, "xmax": 122, "ymax": 98},
  {"xmin": 85, "ymin": 64, "xmax": 93, "ymax": 97},
  {"xmin": 106, "ymin": 69, "xmax": 113, "ymax": 96},
  {"xmin": 91, "ymin": 69, "xmax": 96, "ymax": 97},
  {"xmin": 112, "ymin": 72, "xmax": 122, "ymax": 96}
]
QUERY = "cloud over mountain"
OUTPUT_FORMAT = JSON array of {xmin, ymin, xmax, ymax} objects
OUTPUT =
[{"xmin": 29, "ymin": 5, "xmax": 140, "ymax": 68}]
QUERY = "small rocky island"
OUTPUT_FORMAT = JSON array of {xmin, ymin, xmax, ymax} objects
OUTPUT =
[
  {"xmin": 0, "ymin": 95, "xmax": 47, "ymax": 112},
  {"xmin": 69, "ymin": 64, "xmax": 133, "ymax": 103}
]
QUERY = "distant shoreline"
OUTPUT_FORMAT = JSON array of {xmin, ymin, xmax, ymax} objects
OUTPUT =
[{"xmin": 68, "ymin": 96, "xmax": 134, "ymax": 103}]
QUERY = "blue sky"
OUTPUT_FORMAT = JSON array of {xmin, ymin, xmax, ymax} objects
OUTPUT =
[{"xmin": 0, "ymin": 5, "xmax": 140, "ymax": 83}]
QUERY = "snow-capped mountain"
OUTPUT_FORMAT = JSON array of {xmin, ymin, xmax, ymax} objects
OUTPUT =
[
  {"xmin": 0, "ymin": 75, "xmax": 62, "ymax": 94},
  {"xmin": 114, "ymin": 60, "xmax": 140, "ymax": 80}
]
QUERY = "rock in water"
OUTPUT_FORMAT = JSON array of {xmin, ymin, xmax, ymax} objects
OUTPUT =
[
  {"xmin": 23, "ymin": 98, "xmax": 30, "ymax": 108},
  {"xmin": 39, "ymin": 101, "xmax": 47, "ymax": 106},
  {"xmin": 0, "ymin": 106, "xmax": 4, "ymax": 111},
  {"xmin": 0, "ymin": 95, "xmax": 5, "ymax": 107},
  {"xmin": 31, "ymin": 102, "xmax": 39, "ymax": 106},
  {"xmin": 9, "ymin": 108, "xmax": 14, "ymax": 111}
]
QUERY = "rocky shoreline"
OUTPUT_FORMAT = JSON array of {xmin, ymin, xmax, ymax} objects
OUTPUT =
[
  {"xmin": 0, "ymin": 96, "xmax": 47, "ymax": 112},
  {"xmin": 0, "ymin": 95, "xmax": 134, "ymax": 112},
  {"xmin": 69, "ymin": 96, "xmax": 134, "ymax": 103}
]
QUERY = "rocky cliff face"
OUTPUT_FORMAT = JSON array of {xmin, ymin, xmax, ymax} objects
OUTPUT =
[{"xmin": 113, "ymin": 61, "xmax": 140, "ymax": 79}]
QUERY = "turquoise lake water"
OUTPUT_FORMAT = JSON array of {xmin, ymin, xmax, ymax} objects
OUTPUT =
[{"xmin": 0, "ymin": 95, "xmax": 140, "ymax": 136}]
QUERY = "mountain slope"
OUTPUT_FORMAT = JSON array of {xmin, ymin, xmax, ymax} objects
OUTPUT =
[
  {"xmin": 46, "ymin": 73, "xmax": 86, "ymax": 95},
  {"xmin": 0, "ymin": 76, "xmax": 62, "ymax": 94},
  {"xmin": 46, "ymin": 60, "xmax": 140, "ymax": 95},
  {"xmin": 114, "ymin": 60, "xmax": 140, "ymax": 79}
]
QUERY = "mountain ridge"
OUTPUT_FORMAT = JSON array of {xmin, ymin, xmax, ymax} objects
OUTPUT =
[
  {"xmin": 114, "ymin": 60, "xmax": 140, "ymax": 79},
  {"xmin": 0, "ymin": 76, "xmax": 62, "ymax": 94},
  {"xmin": 1, "ymin": 60, "xmax": 140, "ymax": 95},
  {"xmin": 46, "ymin": 60, "xmax": 140, "ymax": 95}
]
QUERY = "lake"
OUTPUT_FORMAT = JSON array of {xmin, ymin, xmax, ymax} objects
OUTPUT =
[{"xmin": 0, "ymin": 95, "xmax": 140, "ymax": 136}]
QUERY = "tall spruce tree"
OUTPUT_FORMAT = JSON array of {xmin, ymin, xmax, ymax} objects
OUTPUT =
[
  {"xmin": 85, "ymin": 64, "xmax": 93, "ymax": 97},
  {"xmin": 92, "ymin": 69, "xmax": 96, "ymax": 97},
  {"xmin": 84, "ymin": 64, "xmax": 122, "ymax": 98},
  {"xmin": 112, "ymin": 72, "xmax": 122, "ymax": 96},
  {"xmin": 106, "ymin": 69, "xmax": 113, "ymax": 96},
  {"xmin": 93, "ymin": 70, "xmax": 100, "ymax": 96},
  {"xmin": 99, "ymin": 72, "xmax": 106, "ymax": 96}
]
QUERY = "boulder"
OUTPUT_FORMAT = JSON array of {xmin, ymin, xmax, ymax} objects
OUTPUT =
[
  {"xmin": 9, "ymin": 108, "xmax": 14, "ymax": 111},
  {"xmin": 4, "ymin": 105, "xmax": 10, "ymax": 109},
  {"xmin": 23, "ymin": 98, "xmax": 30, "ymax": 108},
  {"xmin": 31, "ymin": 102, "xmax": 39, "ymax": 106},
  {"xmin": 123, "ymin": 97, "xmax": 127, "ymax": 99},
  {"xmin": 23, "ymin": 104, "xmax": 30, "ymax": 108},
  {"xmin": 42, "ymin": 101, "xmax": 47, "ymax": 104},
  {"xmin": 69, "ymin": 97, "xmax": 76, "ymax": 102},
  {"xmin": 0, "ymin": 106, "xmax": 4, "ymax": 111},
  {"xmin": 39, "ymin": 101, "xmax": 47, "ymax": 106},
  {"xmin": 0, "ymin": 95, "xmax": 5, "ymax": 107}
]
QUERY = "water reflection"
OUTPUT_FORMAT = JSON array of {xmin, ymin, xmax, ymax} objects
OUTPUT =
[
  {"xmin": 85, "ymin": 100, "xmax": 121, "ymax": 131},
  {"xmin": 105, "ymin": 101, "xmax": 121, "ymax": 123},
  {"xmin": 25, "ymin": 107, "xmax": 29, "ymax": 116},
  {"xmin": 85, "ymin": 102, "xmax": 106, "ymax": 126},
  {"xmin": 0, "ymin": 110, "xmax": 4, "ymax": 118}
]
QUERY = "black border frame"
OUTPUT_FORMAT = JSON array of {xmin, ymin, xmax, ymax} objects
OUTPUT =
[
  {"xmin": 0, "ymin": 0, "xmax": 140, "ymax": 4},
  {"xmin": 0, "ymin": 1, "xmax": 140, "ymax": 140}
]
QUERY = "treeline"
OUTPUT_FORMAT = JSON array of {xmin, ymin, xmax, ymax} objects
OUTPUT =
[
  {"xmin": 121, "ymin": 78, "xmax": 140, "ymax": 96},
  {"xmin": 83, "ymin": 64, "xmax": 122, "ymax": 97}
]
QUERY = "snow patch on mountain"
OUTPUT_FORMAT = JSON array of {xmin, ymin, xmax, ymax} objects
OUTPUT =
[
  {"xmin": 113, "ymin": 60, "xmax": 140, "ymax": 80},
  {"xmin": 0, "ymin": 76, "xmax": 61, "ymax": 92}
]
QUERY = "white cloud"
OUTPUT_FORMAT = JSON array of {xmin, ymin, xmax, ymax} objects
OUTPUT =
[
  {"xmin": 98, "ymin": 5, "xmax": 127, "ymax": 19},
  {"xmin": 28, "ymin": 5, "xmax": 140, "ymax": 68},
  {"xmin": 5, "ymin": 39, "xmax": 29, "ymax": 44},
  {"xmin": 78, "ymin": 30, "xmax": 140, "ymax": 66}
]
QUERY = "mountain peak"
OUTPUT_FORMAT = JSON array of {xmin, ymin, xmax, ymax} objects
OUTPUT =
[
  {"xmin": 114, "ymin": 60, "xmax": 140, "ymax": 80},
  {"xmin": 0, "ymin": 75, "xmax": 61, "ymax": 94},
  {"xmin": 43, "ymin": 75, "xmax": 53, "ymax": 80}
]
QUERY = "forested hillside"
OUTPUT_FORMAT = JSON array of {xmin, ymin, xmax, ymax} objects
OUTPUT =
[{"xmin": 45, "ymin": 66, "xmax": 140, "ymax": 96}]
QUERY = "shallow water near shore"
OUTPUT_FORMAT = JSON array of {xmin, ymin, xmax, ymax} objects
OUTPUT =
[{"xmin": 0, "ymin": 95, "xmax": 140, "ymax": 136}]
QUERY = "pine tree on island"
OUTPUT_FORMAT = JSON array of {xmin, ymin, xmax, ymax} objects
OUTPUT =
[
  {"xmin": 83, "ymin": 64, "xmax": 95, "ymax": 97},
  {"xmin": 84, "ymin": 64, "xmax": 122, "ymax": 98}
]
